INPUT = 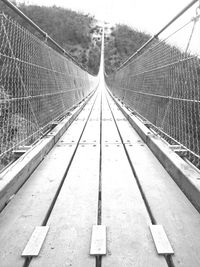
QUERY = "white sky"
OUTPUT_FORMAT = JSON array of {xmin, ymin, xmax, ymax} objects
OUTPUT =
[
  {"xmin": 18, "ymin": 0, "xmax": 198, "ymax": 34},
  {"xmin": 17, "ymin": 0, "xmax": 200, "ymax": 54}
]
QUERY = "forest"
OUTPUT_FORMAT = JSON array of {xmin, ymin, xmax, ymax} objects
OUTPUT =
[
  {"xmin": 0, "ymin": 1, "xmax": 150, "ymax": 74},
  {"xmin": 104, "ymin": 24, "xmax": 151, "ymax": 74}
]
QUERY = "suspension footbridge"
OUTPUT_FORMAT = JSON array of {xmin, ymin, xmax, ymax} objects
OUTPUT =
[{"xmin": 1, "ymin": 0, "xmax": 200, "ymax": 266}]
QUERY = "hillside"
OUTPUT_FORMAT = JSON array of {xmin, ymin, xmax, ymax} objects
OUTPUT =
[
  {"xmin": 0, "ymin": 1, "xmax": 153, "ymax": 75},
  {"xmin": 0, "ymin": 1, "xmax": 102, "ymax": 75},
  {"xmin": 104, "ymin": 24, "xmax": 151, "ymax": 74}
]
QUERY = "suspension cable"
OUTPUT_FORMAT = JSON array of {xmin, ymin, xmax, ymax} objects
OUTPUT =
[
  {"xmin": 117, "ymin": 0, "xmax": 199, "ymax": 71},
  {"xmin": 0, "ymin": 0, "xmax": 95, "ymax": 75}
]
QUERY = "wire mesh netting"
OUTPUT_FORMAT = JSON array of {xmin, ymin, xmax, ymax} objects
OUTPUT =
[
  {"xmin": 0, "ymin": 14, "xmax": 97, "ymax": 170},
  {"xmin": 105, "ymin": 4, "xmax": 200, "ymax": 168}
]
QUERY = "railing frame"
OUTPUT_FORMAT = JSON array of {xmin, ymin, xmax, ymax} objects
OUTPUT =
[
  {"xmin": 117, "ymin": 0, "xmax": 199, "ymax": 71},
  {"xmin": 1, "ymin": 0, "xmax": 95, "ymax": 75}
]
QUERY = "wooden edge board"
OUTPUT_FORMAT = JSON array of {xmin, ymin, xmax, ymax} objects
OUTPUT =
[
  {"xmin": 149, "ymin": 225, "xmax": 174, "ymax": 255},
  {"xmin": 90, "ymin": 225, "xmax": 107, "ymax": 256},
  {"xmin": 22, "ymin": 226, "xmax": 49, "ymax": 257},
  {"xmin": 106, "ymin": 86, "xmax": 200, "ymax": 213},
  {"xmin": 0, "ymin": 89, "xmax": 97, "ymax": 212}
]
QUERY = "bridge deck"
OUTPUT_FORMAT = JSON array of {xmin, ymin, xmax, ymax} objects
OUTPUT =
[{"xmin": 0, "ymin": 85, "xmax": 200, "ymax": 267}]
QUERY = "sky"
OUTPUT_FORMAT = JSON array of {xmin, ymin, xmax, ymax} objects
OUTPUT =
[
  {"xmin": 18, "ymin": 0, "xmax": 198, "ymax": 34},
  {"xmin": 17, "ymin": 0, "xmax": 200, "ymax": 54}
]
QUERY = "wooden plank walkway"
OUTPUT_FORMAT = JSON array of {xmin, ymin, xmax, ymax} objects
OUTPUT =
[
  {"xmin": 0, "ymin": 86, "xmax": 200, "ymax": 267},
  {"xmin": 30, "ymin": 91, "xmax": 101, "ymax": 267},
  {"xmin": 0, "ymin": 94, "xmax": 97, "ymax": 267},
  {"xmin": 101, "ymin": 91, "xmax": 167, "ymax": 267},
  {"xmin": 30, "ymin": 144, "xmax": 99, "ymax": 267},
  {"xmin": 106, "ymin": 91, "xmax": 200, "ymax": 267}
]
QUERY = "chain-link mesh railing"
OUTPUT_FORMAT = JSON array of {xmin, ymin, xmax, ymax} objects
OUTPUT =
[
  {"xmin": 105, "ymin": 1, "xmax": 200, "ymax": 168},
  {"xmin": 0, "ymin": 14, "xmax": 97, "ymax": 170}
]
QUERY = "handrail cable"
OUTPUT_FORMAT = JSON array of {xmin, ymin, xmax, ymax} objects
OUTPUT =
[
  {"xmin": 116, "ymin": 0, "xmax": 199, "ymax": 71},
  {"xmin": 0, "ymin": 0, "xmax": 96, "ymax": 75}
]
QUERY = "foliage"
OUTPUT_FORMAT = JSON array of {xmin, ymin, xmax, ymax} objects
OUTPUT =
[
  {"xmin": 104, "ymin": 24, "xmax": 151, "ymax": 74},
  {"xmin": 0, "ymin": 1, "xmax": 101, "ymax": 75},
  {"xmin": 105, "ymin": 31, "xmax": 200, "ymax": 167}
]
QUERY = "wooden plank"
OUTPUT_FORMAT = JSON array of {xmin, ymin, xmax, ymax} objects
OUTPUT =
[
  {"xmin": 0, "ymin": 144, "xmax": 76, "ymax": 267},
  {"xmin": 101, "ymin": 144, "xmax": 167, "ymax": 267},
  {"xmin": 101, "ymin": 94, "xmax": 121, "ymax": 144},
  {"xmin": 108, "ymin": 88, "xmax": 200, "ymax": 213},
  {"xmin": 30, "ymin": 145, "xmax": 99, "ymax": 267},
  {"xmin": 125, "ymin": 142, "xmax": 200, "ymax": 266},
  {"xmin": 0, "ymin": 137, "xmax": 54, "ymax": 213},
  {"xmin": 106, "ymin": 87, "xmax": 154, "ymax": 141},
  {"xmin": 149, "ymin": 225, "xmax": 174, "ymax": 255},
  {"xmin": 108, "ymin": 92, "xmax": 200, "ymax": 266},
  {"xmin": 101, "ymin": 95, "xmax": 167, "ymax": 266},
  {"xmin": 58, "ymin": 100, "xmax": 95, "ymax": 144},
  {"xmin": 105, "ymin": 94, "xmax": 141, "ymax": 144},
  {"xmin": 0, "ymin": 98, "xmax": 95, "ymax": 267},
  {"xmin": 0, "ymin": 91, "xmax": 96, "ymax": 212},
  {"xmin": 13, "ymin": 146, "xmax": 32, "ymax": 159},
  {"xmin": 90, "ymin": 225, "xmax": 106, "ymax": 255},
  {"xmin": 29, "ymin": 91, "xmax": 100, "ymax": 266},
  {"xmin": 80, "ymin": 93, "xmax": 101, "ymax": 144},
  {"xmin": 22, "ymin": 226, "xmax": 49, "ymax": 257}
]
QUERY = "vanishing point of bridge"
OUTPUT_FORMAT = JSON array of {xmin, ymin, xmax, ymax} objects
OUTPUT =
[{"xmin": 1, "ymin": 0, "xmax": 200, "ymax": 266}]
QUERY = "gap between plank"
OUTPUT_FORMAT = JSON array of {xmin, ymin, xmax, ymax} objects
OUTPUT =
[
  {"xmin": 104, "ymin": 92, "xmax": 156, "ymax": 224},
  {"xmin": 24, "ymin": 92, "xmax": 99, "ymax": 267},
  {"xmin": 96, "ymin": 90, "xmax": 103, "ymax": 267},
  {"xmin": 105, "ymin": 91, "xmax": 176, "ymax": 267}
]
